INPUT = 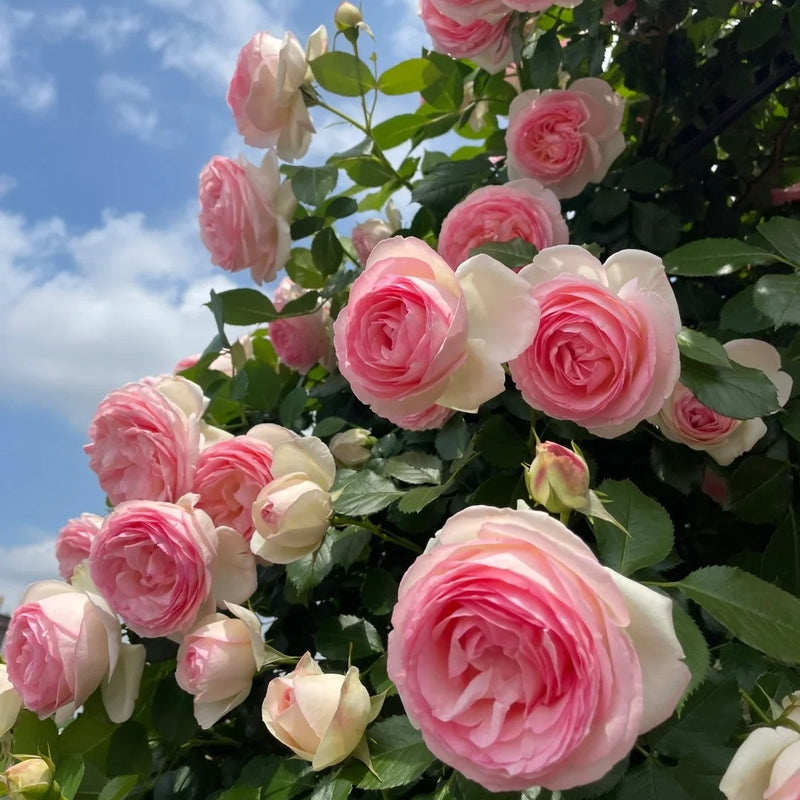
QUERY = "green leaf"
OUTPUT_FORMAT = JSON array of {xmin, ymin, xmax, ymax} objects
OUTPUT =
[
  {"xmin": 312, "ymin": 227, "xmax": 344, "ymax": 277},
  {"xmin": 411, "ymin": 156, "xmax": 493, "ymax": 213},
  {"xmin": 762, "ymin": 507, "xmax": 800, "ymax": 595},
  {"xmin": 671, "ymin": 604, "xmax": 710, "ymax": 708},
  {"xmin": 239, "ymin": 756, "xmax": 315, "ymax": 800},
  {"xmin": 286, "ymin": 532, "xmax": 335, "ymax": 593},
  {"xmin": 397, "ymin": 483, "xmax": 449, "ymax": 513},
  {"xmin": 242, "ymin": 360, "xmax": 282, "ymax": 413},
  {"xmin": 288, "ymin": 165, "xmax": 339, "ymax": 207},
  {"xmin": 329, "ymin": 525, "xmax": 371, "ymax": 569},
  {"xmin": 371, "ymin": 114, "xmax": 424, "ymax": 149},
  {"xmin": 757, "ymin": 217, "xmax": 800, "ymax": 266},
  {"xmin": 286, "ymin": 247, "xmax": 325, "ymax": 289},
  {"xmin": 720, "ymin": 286, "xmax": 772, "ymax": 333},
  {"xmin": 279, "ymin": 384, "xmax": 308, "ymax": 428},
  {"xmin": 351, "ymin": 716, "xmax": 435, "ymax": 789},
  {"xmin": 523, "ymin": 30, "xmax": 562, "ymax": 89},
  {"xmin": 97, "ymin": 775, "xmax": 139, "ymax": 800},
  {"xmin": 216, "ymin": 787, "xmax": 261, "ymax": 800},
  {"xmin": 753, "ymin": 274, "xmax": 800, "ymax": 327},
  {"xmin": 378, "ymin": 58, "xmax": 431, "ymax": 94},
  {"xmin": 151, "ymin": 674, "xmax": 198, "ymax": 745},
  {"xmin": 664, "ymin": 239, "xmax": 774, "ymax": 276},
  {"xmin": 325, "ymin": 196, "xmax": 358, "ymax": 219},
  {"xmin": 436, "ymin": 416, "xmax": 470, "ymax": 460},
  {"xmin": 290, "ymin": 215, "xmax": 324, "ymax": 241},
  {"xmin": 737, "ymin": 4, "xmax": 785, "ymax": 52},
  {"xmin": 680, "ymin": 356, "xmax": 779, "ymax": 419},
  {"xmin": 420, "ymin": 51, "xmax": 464, "ymax": 111},
  {"xmin": 333, "ymin": 470, "xmax": 402, "ymax": 515},
  {"xmin": 620, "ymin": 158, "xmax": 673, "ymax": 193},
  {"xmin": 729, "ymin": 456, "xmax": 792, "ymax": 523},
  {"xmin": 586, "ymin": 189, "xmax": 629, "ymax": 224},
  {"xmin": 475, "ymin": 416, "xmax": 529, "ymax": 469},
  {"xmin": 781, "ymin": 397, "xmax": 800, "ymax": 443},
  {"xmin": 676, "ymin": 328, "xmax": 731, "ymax": 367},
  {"xmin": 315, "ymin": 614, "xmax": 384, "ymax": 660},
  {"xmin": 310, "ymin": 52, "xmax": 376, "ymax": 97},
  {"xmin": 647, "ymin": 672, "xmax": 741, "ymax": 760},
  {"xmin": 469, "ymin": 238, "xmax": 538, "ymax": 269},
  {"xmin": 631, "ymin": 201, "xmax": 682, "ymax": 251},
  {"xmin": 381, "ymin": 452, "xmax": 442, "ymax": 485},
  {"xmin": 106, "ymin": 721, "xmax": 151, "ymax": 778},
  {"xmin": 341, "ymin": 156, "xmax": 395, "ymax": 187},
  {"xmin": 11, "ymin": 711, "xmax": 59, "ymax": 759},
  {"xmin": 592, "ymin": 479, "xmax": 674, "ymax": 575},
  {"xmin": 613, "ymin": 761, "xmax": 692, "ymax": 800},
  {"xmin": 360, "ymin": 568, "xmax": 399, "ymax": 616},
  {"xmin": 676, "ymin": 565, "xmax": 800, "ymax": 663},
  {"xmin": 309, "ymin": 776, "xmax": 353, "ymax": 800},
  {"xmin": 209, "ymin": 288, "xmax": 318, "ymax": 325},
  {"xmin": 54, "ymin": 755, "xmax": 84, "ymax": 800}
]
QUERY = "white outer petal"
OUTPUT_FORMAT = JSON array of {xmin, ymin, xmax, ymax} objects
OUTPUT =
[
  {"xmin": 725, "ymin": 339, "xmax": 793, "ymax": 408},
  {"xmin": 436, "ymin": 339, "xmax": 507, "ymax": 413},
  {"xmin": 720, "ymin": 726, "xmax": 798, "ymax": 800},
  {"xmin": 272, "ymin": 437, "xmax": 336, "ymax": 490},
  {"xmin": 454, "ymin": 254, "xmax": 540, "ymax": 363},
  {"xmin": 518, "ymin": 244, "xmax": 606, "ymax": 288},
  {"xmin": 102, "ymin": 642, "xmax": 146, "ymax": 724},
  {"xmin": 607, "ymin": 570, "xmax": 691, "ymax": 733}
]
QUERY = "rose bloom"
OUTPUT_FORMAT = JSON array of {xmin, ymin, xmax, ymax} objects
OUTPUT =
[
  {"xmin": 393, "ymin": 403, "xmax": 456, "ymax": 432},
  {"xmin": 0, "ymin": 664, "xmax": 21, "ymax": 737},
  {"xmin": 3, "ymin": 581, "xmax": 144, "ymax": 723},
  {"xmin": 509, "ymin": 245, "xmax": 681, "ymax": 438},
  {"xmin": 199, "ymin": 152, "xmax": 296, "ymax": 286},
  {"xmin": 507, "ymin": 78, "xmax": 625, "ymax": 199},
  {"xmin": 55, "ymin": 512, "xmax": 103, "ymax": 582},
  {"xmin": 420, "ymin": 0, "xmax": 512, "ymax": 73},
  {"xmin": 720, "ymin": 692, "xmax": 800, "ymax": 800},
  {"xmin": 437, "ymin": 179, "xmax": 568, "ymax": 270},
  {"xmin": 85, "ymin": 375, "xmax": 207, "ymax": 505},
  {"xmin": 387, "ymin": 505, "xmax": 690, "ymax": 791},
  {"xmin": 176, "ymin": 604, "xmax": 268, "ymax": 729},
  {"xmin": 333, "ymin": 236, "xmax": 539, "ymax": 429},
  {"xmin": 263, "ymin": 652, "xmax": 381, "ymax": 770},
  {"xmin": 89, "ymin": 496, "xmax": 225, "ymax": 638},
  {"xmin": 352, "ymin": 202, "xmax": 402, "ymax": 266},
  {"xmin": 503, "ymin": 0, "xmax": 583, "ymax": 8},
  {"xmin": 227, "ymin": 31, "xmax": 316, "ymax": 160},
  {"xmin": 651, "ymin": 338, "xmax": 792, "ymax": 466},
  {"xmin": 268, "ymin": 278, "xmax": 333, "ymax": 373}
]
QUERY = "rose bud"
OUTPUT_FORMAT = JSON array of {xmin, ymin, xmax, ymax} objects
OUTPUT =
[
  {"xmin": 262, "ymin": 652, "xmax": 383, "ymax": 770},
  {"xmin": 329, "ymin": 428, "xmax": 375, "ymax": 468},
  {"xmin": 335, "ymin": 2, "xmax": 363, "ymax": 30},
  {"xmin": 2, "ymin": 757, "xmax": 53, "ymax": 798},
  {"xmin": 526, "ymin": 441, "xmax": 590, "ymax": 514}
]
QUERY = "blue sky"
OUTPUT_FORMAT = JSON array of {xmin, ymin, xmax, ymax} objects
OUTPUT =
[{"xmin": 0, "ymin": 0, "xmax": 424, "ymax": 610}]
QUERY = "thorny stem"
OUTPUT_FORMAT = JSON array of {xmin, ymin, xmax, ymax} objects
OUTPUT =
[{"xmin": 333, "ymin": 515, "xmax": 423, "ymax": 554}]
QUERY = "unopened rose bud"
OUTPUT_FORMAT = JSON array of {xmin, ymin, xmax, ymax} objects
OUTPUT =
[
  {"xmin": 329, "ymin": 428, "xmax": 375, "ymax": 467},
  {"xmin": 3, "ymin": 757, "xmax": 53, "ymax": 798},
  {"xmin": 335, "ymin": 2, "xmax": 363, "ymax": 31},
  {"xmin": 525, "ymin": 441, "xmax": 590, "ymax": 514}
]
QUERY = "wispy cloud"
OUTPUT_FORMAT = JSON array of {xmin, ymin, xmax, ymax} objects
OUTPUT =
[
  {"xmin": 0, "ymin": 536, "xmax": 60, "ymax": 613},
  {"xmin": 0, "ymin": 4, "xmax": 56, "ymax": 113},
  {"xmin": 42, "ymin": 5, "xmax": 144, "ymax": 55},
  {"xmin": 97, "ymin": 73, "xmax": 164, "ymax": 144}
]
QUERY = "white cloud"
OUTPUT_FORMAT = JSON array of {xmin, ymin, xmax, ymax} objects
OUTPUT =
[
  {"xmin": 0, "ymin": 203, "xmax": 241, "ymax": 431},
  {"xmin": 146, "ymin": 0, "xmax": 287, "ymax": 90},
  {"xmin": 383, "ymin": 0, "xmax": 427, "ymax": 61},
  {"xmin": 43, "ymin": 6, "xmax": 143, "ymax": 55},
  {"xmin": 0, "ymin": 537, "xmax": 59, "ymax": 613},
  {"xmin": 0, "ymin": 4, "xmax": 57, "ymax": 113},
  {"xmin": 97, "ymin": 73, "xmax": 161, "ymax": 143}
]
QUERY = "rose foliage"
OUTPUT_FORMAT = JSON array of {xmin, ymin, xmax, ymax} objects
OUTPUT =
[{"xmin": 3, "ymin": 2, "xmax": 800, "ymax": 800}]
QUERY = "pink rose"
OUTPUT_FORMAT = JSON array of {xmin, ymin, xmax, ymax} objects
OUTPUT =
[
  {"xmin": 55, "ymin": 513, "xmax": 103, "ymax": 582},
  {"xmin": 176, "ymin": 604, "xmax": 268, "ymax": 729},
  {"xmin": 771, "ymin": 182, "xmax": 800, "ymax": 205},
  {"xmin": 509, "ymin": 245, "xmax": 681, "ymax": 437},
  {"xmin": 437, "ymin": 179, "xmax": 568, "ymax": 270},
  {"xmin": 720, "ymin": 692, "xmax": 800, "ymax": 800},
  {"xmin": 387, "ymin": 505, "xmax": 690, "ymax": 791},
  {"xmin": 89, "ymin": 496, "xmax": 221, "ymax": 638},
  {"xmin": 602, "ymin": 0, "xmax": 636, "ymax": 24},
  {"xmin": 420, "ymin": 0, "xmax": 512, "ymax": 73},
  {"xmin": 198, "ymin": 152, "xmax": 296, "ymax": 286},
  {"xmin": 193, "ymin": 435, "xmax": 278, "ymax": 541},
  {"xmin": 351, "ymin": 203, "xmax": 401, "ymax": 266},
  {"xmin": 650, "ymin": 339, "xmax": 792, "ymax": 466},
  {"xmin": 503, "ymin": 0, "xmax": 583, "ymax": 9},
  {"xmin": 262, "ymin": 652, "xmax": 382, "ymax": 770},
  {"xmin": 4, "ymin": 581, "xmax": 144, "ymax": 723},
  {"xmin": 507, "ymin": 78, "xmax": 625, "ymax": 199},
  {"xmin": 333, "ymin": 236, "xmax": 539, "ymax": 428},
  {"xmin": 268, "ymin": 278, "xmax": 333, "ymax": 373},
  {"xmin": 392, "ymin": 403, "xmax": 456, "ymax": 432},
  {"xmin": 227, "ymin": 31, "xmax": 315, "ymax": 160},
  {"xmin": 85, "ymin": 375, "xmax": 207, "ymax": 505}
]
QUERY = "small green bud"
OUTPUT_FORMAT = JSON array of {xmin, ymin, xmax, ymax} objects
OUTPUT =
[{"xmin": 525, "ymin": 441, "xmax": 590, "ymax": 514}]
